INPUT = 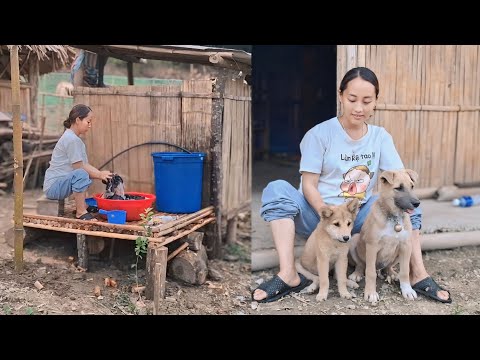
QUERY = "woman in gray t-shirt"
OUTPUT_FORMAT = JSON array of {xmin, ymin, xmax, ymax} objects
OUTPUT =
[
  {"xmin": 253, "ymin": 67, "xmax": 451, "ymax": 304},
  {"xmin": 43, "ymin": 104, "xmax": 113, "ymax": 220}
]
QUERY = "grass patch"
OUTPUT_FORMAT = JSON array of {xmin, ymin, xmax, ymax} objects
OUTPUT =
[{"xmin": 225, "ymin": 241, "xmax": 250, "ymax": 262}]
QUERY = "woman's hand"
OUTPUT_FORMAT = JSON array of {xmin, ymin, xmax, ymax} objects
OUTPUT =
[
  {"xmin": 99, "ymin": 170, "xmax": 114, "ymax": 182},
  {"xmin": 302, "ymin": 171, "xmax": 326, "ymax": 214}
]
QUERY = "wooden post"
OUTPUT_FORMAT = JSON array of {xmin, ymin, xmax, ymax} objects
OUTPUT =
[
  {"xmin": 208, "ymin": 69, "xmax": 228, "ymax": 259},
  {"xmin": 31, "ymin": 113, "xmax": 46, "ymax": 188},
  {"xmin": 72, "ymin": 49, "xmax": 84, "ymax": 87},
  {"xmin": 77, "ymin": 233, "xmax": 88, "ymax": 270},
  {"xmin": 109, "ymin": 239, "xmax": 116, "ymax": 260},
  {"xmin": 11, "ymin": 46, "xmax": 24, "ymax": 272},
  {"xmin": 28, "ymin": 56, "xmax": 39, "ymax": 127},
  {"xmin": 127, "ymin": 62, "xmax": 134, "ymax": 85},
  {"xmin": 58, "ymin": 199, "xmax": 65, "ymax": 217},
  {"xmin": 153, "ymin": 262, "xmax": 167, "ymax": 315},
  {"xmin": 145, "ymin": 242, "xmax": 168, "ymax": 300},
  {"xmin": 225, "ymin": 216, "xmax": 238, "ymax": 245}
]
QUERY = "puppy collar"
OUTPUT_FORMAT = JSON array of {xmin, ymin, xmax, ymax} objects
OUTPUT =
[{"xmin": 386, "ymin": 214, "xmax": 403, "ymax": 232}]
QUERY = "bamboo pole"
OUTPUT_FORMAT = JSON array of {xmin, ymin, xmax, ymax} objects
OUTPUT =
[
  {"xmin": 11, "ymin": 46, "xmax": 24, "ymax": 272},
  {"xmin": 23, "ymin": 222, "xmax": 160, "ymax": 242},
  {"xmin": 167, "ymin": 242, "xmax": 188, "ymax": 261},
  {"xmin": 22, "ymin": 205, "xmax": 214, "ymax": 234},
  {"xmin": 375, "ymin": 103, "xmax": 480, "ymax": 111},
  {"xmin": 23, "ymin": 217, "xmax": 215, "ymax": 244}
]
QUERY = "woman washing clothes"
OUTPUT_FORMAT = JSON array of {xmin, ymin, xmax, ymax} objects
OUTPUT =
[{"xmin": 43, "ymin": 104, "xmax": 113, "ymax": 220}]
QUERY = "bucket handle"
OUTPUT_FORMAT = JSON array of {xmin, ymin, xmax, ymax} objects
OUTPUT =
[{"xmin": 99, "ymin": 141, "xmax": 192, "ymax": 170}]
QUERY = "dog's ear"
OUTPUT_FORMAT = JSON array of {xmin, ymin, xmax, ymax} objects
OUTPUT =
[
  {"xmin": 346, "ymin": 198, "xmax": 359, "ymax": 214},
  {"xmin": 404, "ymin": 169, "xmax": 418, "ymax": 183},
  {"xmin": 380, "ymin": 170, "xmax": 395, "ymax": 185},
  {"xmin": 320, "ymin": 206, "xmax": 333, "ymax": 219}
]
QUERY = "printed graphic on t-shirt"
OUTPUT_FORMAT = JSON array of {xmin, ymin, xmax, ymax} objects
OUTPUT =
[{"xmin": 338, "ymin": 164, "xmax": 374, "ymax": 201}]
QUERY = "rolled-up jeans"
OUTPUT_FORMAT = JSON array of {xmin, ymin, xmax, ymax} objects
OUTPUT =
[
  {"xmin": 260, "ymin": 180, "xmax": 422, "ymax": 239},
  {"xmin": 44, "ymin": 169, "xmax": 92, "ymax": 200}
]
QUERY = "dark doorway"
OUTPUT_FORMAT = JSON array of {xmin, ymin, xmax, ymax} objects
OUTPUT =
[{"xmin": 252, "ymin": 45, "xmax": 337, "ymax": 160}]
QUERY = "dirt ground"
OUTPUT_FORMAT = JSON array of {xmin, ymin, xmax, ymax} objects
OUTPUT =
[
  {"xmin": 0, "ymin": 189, "xmax": 251, "ymax": 315},
  {"xmin": 251, "ymin": 245, "xmax": 480, "ymax": 315},
  {"xmin": 2, "ymin": 190, "xmax": 479, "ymax": 316}
]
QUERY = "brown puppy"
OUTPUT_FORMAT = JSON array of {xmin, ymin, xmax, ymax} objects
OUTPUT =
[
  {"xmin": 349, "ymin": 169, "xmax": 420, "ymax": 303},
  {"xmin": 296, "ymin": 199, "xmax": 360, "ymax": 301}
]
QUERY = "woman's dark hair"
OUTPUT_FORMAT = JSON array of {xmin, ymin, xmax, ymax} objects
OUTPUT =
[
  {"xmin": 63, "ymin": 104, "xmax": 92, "ymax": 129},
  {"xmin": 339, "ymin": 67, "xmax": 379, "ymax": 99}
]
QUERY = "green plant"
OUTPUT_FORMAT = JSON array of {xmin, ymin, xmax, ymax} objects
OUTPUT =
[
  {"xmin": 3, "ymin": 305, "xmax": 12, "ymax": 315},
  {"xmin": 113, "ymin": 293, "xmax": 139, "ymax": 315},
  {"xmin": 452, "ymin": 304, "xmax": 464, "ymax": 315},
  {"xmin": 25, "ymin": 307, "xmax": 35, "ymax": 315},
  {"xmin": 134, "ymin": 207, "xmax": 154, "ymax": 297},
  {"xmin": 225, "ymin": 241, "xmax": 250, "ymax": 262}
]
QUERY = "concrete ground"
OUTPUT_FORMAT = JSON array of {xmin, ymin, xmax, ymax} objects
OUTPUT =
[{"xmin": 252, "ymin": 160, "xmax": 480, "ymax": 271}]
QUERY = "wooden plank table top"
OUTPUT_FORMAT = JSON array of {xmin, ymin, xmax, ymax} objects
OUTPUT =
[{"xmin": 23, "ymin": 206, "xmax": 215, "ymax": 245}]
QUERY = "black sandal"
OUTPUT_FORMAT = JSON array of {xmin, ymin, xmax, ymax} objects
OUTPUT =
[
  {"xmin": 252, "ymin": 273, "xmax": 311, "ymax": 303},
  {"xmin": 412, "ymin": 276, "xmax": 452, "ymax": 304},
  {"xmin": 76, "ymin": 212, "xmax": 97, "ymax": 221}
]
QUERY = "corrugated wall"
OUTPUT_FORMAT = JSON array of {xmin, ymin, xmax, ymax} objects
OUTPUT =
[{"xmin": 337, "ymin": 45, "xmax": 480, "ymax": 189}]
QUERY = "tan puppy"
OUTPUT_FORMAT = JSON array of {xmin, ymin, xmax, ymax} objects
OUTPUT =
[
  {"xmin": 349, "ymin": 169, "xmax": 420, "ymax": 303},
  {"xmin": 296, "ymin": 199, "xmax": 360, "ymax": 301}
]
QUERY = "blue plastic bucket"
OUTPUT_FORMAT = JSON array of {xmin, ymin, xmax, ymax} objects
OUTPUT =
[{"xmin": 151, "ymin": 152, "xmax": 205, "ymax": 213}]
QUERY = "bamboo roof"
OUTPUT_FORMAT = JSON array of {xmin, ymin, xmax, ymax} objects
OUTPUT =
[
  {"xmin": 0, "ymin": 45, "xmax": 76, "ymax": 79},
  {"xmin": 72, "ymin": 45, "xmax": 252, "ymax": 74}
]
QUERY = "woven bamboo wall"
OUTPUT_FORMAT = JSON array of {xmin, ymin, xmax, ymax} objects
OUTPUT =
[
  {"xmin": 337, "ymin": 45, "xmax": 480, "ymax": 189},
  {"xmin": 221, "ymin": 78, "xmax": 252, "ymax": 219},
  {"xmin": 0, "ymin": 80, "xmax": 31, "ymax": 123},
  {"xmin": 74, "ymin": 79, "xmax": 251, "ymax": 219}
]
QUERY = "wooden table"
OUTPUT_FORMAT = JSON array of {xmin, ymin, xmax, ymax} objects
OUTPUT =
[{"xmin": 22, "ymin": 206, "xmax": 215, "ymax": 308}]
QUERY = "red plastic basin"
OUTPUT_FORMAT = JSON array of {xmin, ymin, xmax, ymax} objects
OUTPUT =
[{"xmin": 93, "ymin": 192, "xmax": 156, "ymax": 222}]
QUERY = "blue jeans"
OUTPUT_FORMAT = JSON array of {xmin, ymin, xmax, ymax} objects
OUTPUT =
[
  {"xmin": 45, "ymin": 169, "xmax": 92, "ymax": 200},
  {"xmin": 260, "ymin": 180, "xmax": 422, "ymax": 238}
]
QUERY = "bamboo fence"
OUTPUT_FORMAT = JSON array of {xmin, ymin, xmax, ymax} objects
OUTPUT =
[
  {"xmin": 338, "ymin": 45, "xmax": 480, "ymax": 189},
  {"xmin": 74, "ymin": 78, "xmax": 251, "ymax": 229}
]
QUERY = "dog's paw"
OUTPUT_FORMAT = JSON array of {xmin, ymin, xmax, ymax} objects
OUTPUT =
[
  {"xmin": 400, "ymin": 282, "xmax": 417, "ymax": 300},
  {"xmin": 316, "ymin": 291, "xmax": 328, "ymax": 301},
  {"xmin": 386, "ymin": 269, "xmax": 399, "ymax": 284},
  {"xmin": 302, "ymin": 283, "xmax": 318, "ymax": 294},
  {"xmin": 339, "ymin": 290, "xmax": 355, "ymax": 299},
  {"xmin": 347, "ymin": 279, "xmax": 359, "ymax": 289},
  {"xmin": 348, "ymin": 272, "xmax": 363, "ymax": 282},
  {"xmin": 376, "ymin": 269, "xmax": 385, "ymax": 280},
  {"xmin": 364, "ymin": 291, "xmax": 380, "ymax": 303}
]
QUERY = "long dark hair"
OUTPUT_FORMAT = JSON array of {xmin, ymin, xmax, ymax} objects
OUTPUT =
[
  {"xmin": 63, "ymin": 104, "xmax": 92, "ymax": 129},
  {"xmin": 339, "ymin": 67, "xmax": 379, "ymax": 99}
]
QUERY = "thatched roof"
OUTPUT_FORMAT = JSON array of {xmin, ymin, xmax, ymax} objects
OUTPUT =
[
  {"xmin": 73, "ymin": 45, "xmax": 252, "ymax": 74},
  {"xmin": 0, "ymin": 45, "xmax": 76, "ymax": 79}
]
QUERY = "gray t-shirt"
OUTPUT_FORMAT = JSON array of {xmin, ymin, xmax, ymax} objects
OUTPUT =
[
  {"xmin": 299, "ymin": 116, "xmax": 404, "ymax": 206},
  {"xmin": 43, "ymin": 129, "xmax": 88, "ymax": 192}
]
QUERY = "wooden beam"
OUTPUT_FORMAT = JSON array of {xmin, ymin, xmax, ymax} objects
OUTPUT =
[
  {"xmin": 127, "ymin": 62, "xmax": 134, "ymax": 85},
  {"xmin": 28, "ymin": 56, "xmax": 39, "ymax": 127},
  {"xmin": 209, "ymin": 70, "xmax": 228, "ymax": 259},
  {"xmin": 11, "ymin": 45, "xmax": 24, "ymax": 272},
  {"xmin": 167, "ymin": 242, "xmax": 188, "ymax": 261}
]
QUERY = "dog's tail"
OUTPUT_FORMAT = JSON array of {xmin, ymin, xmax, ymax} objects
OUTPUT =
[{"xmin": 295, "ymin": 260, "xmax": 318, "ymax": 282}]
